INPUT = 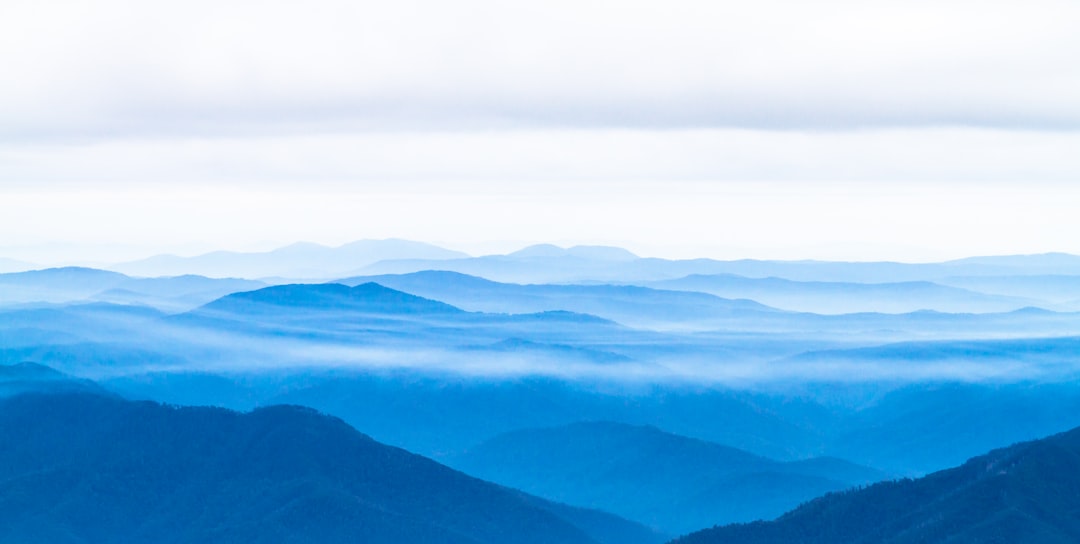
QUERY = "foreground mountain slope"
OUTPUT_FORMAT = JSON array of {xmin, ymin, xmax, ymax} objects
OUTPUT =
[
  {"xmin": 0, "ymin": 392, "xmax": 660, "ymax": 544},
  {"xmin": 674, "ymin": 425, "xmax": 1080, "ymax": 544},
  {"xmin": 448, "ymin": 421, "xmax": 886, "ymax": 534},
  {"xmin": 823, "ymin": 379, "xmax": 1080, "ymax": 474}
]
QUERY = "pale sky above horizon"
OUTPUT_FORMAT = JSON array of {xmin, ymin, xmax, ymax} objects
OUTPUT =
[{"xmin": 2, "ymin": 0, "xmax": 1079, "ymax": 264}]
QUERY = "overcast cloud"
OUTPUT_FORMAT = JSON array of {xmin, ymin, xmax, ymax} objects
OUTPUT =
[
  {"xmin": 2, "ymin": 0, "xmax": 1079, "ymax": 139},
  {"xmin": 1, "ymin": 0, "xmax": 1078, "ymax": 260}
]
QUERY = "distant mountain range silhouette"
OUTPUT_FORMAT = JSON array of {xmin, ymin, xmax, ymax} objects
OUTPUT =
[{"xmin": 111, "ymin": 239, "xmax": 468, "ymax": 278}]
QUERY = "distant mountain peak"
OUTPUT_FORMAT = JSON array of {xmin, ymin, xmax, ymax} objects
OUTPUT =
[
  {"xmin": 109, "ymin": 239, "xmax": 469, "ymax": 279},
  {"xmin": 200, "ymin": 282, "xmax": 463, "ymax": 315},
  {"xmin": 2, "ymin": 266, "xmax": 127, "ymax": 279},
  {"xmin": 0, "ymin": 361, "xmax": 65, "ymax": 381},
  {"xmin": 509, "ymin": 244, "xmax": 639, "ymax": 261},
  {"xmin": 0, "ymin": 363, "xmax": 106, "ymax": 398}
]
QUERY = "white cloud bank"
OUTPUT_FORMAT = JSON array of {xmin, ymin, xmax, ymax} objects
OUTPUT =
[
  {"xmin": 2, "ymin": 0, "xmax": 1078, "ymax": 137},
  {"xmin": 1, "ymin": 0, "xmax": 1079, "ymax": 261}
]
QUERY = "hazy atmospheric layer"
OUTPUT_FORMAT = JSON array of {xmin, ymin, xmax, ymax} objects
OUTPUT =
[
  {"xmin": 5, "ymin": 244, "xmax": 1080, "ymax": 387},
  {"xmin": 7, "ymin": 244, "xmax": 1080, "ymax": 520}
]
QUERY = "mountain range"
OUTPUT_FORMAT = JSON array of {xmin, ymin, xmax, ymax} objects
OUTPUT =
[
  {"xmin": 446, "ymin": 421, "xmax": 887, "ymax": 534},
  {"xmin": 3, "ymin": 243, "xmax": 1080, "ymax": 542},
  {"xmin": 675, "ymin": 423, "xmax": 1080, "ymax": 544},
  {"xmin": 338, "ymin": 270, "xmax": 779, "ymax": 330},
  {"xmin": 110, "ymin": 239, "xmax": 468, "ymax": 279},
  {"xmin": 643, "ymin": 274, "xmax": 1037, "ymax": 314},
  {"xmin": 0, "ymin": 267, "xmax": 265, "ymax": 311},
  {"xmin": 352, "ymin": 246, "xmax": 1080, "ymax": 284},
  {"xmin": 0, "ymin": 389, "xmax": 661, "ymax": 544}
]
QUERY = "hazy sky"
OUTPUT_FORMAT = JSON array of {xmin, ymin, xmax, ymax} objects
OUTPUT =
[{"xmin": 2, "ymin": 0, "xmax": 1079, "ymax": 263}]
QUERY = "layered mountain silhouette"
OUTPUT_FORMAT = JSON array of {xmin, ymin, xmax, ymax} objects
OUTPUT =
[
  {"xmin": 0, "ymin": 266, "xmax": 265, "ymax": 311},
  {"xmin": 822, "ymin": 380, "xmax": 1080, "ymax": 474},
  {"xmin": 508, "ymin": 244, "xmax": 639, "ymax": 261},
  {"xmin": 111, "ymin": 239, "xmax": 468, "ymax": 278},
  {"xmin": 337, "ymin": 271, "xmax": 779, "ymax": 329},
  {"xmin": 185, "ymin": 281, "xmax": 627, "ymax": 343},
  {"xmin": 674, "ymin": 424, "xmax": 1080, "ymax": 544},
  {"xmin": 0, "ymin": 391, "xmax": 661, "ymax": 544},
  {"xmin": 200, "ymin": 282, "xmax": 462, "ymax": 316},
  {"xmin": 0, "ymin": 361, "xmax": 105, "ymax": 397},
  {"xmin": 937, "ymin": 274, "xmax": 1080, "ymax": 308},
  {"xmin": 352, "ymin": 247, "xmax": 1080, "ymax": 284},
  {"xmin": 334, "ymin": 272, "xmax": 1080, "ymax": 338},
  {"xmin": 447, "ymin": 421, "xmax": 886, "ymax": 534},
  {"xmin": 645, "ymin": 274, "xmax": 1035, "ymax": 314}
]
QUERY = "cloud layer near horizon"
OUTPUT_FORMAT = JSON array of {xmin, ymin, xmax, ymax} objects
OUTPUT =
[
  {"xmin": 3, "ymin": 0, "xmax": 1079, "ymax": 139},
  {"xmin": 2, "ymin": 0, "xmax": 1079, "ymax": 261}
]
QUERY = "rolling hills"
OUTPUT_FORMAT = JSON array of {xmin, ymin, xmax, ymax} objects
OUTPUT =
[
  {"xmin": 447, "ymin": 421, "xmax": 886, "ymax": 534},
  {"xmin": 0, "ymin": 266, "xmax": 265, "ymax": 311},
  {"xmin": 0, "ymin": 391, "xmax": 661, "ymax": 544},
  {"xmin": 111, "ymin": 239, "xmax": 468, "ymax": 279},
  {"xmin": 337, "ymin": 270, "xmax": 780, "ymax": 330},
  {"xmin": 644, "ymin": 274, "xmax": 1035, "ymax": 314}
]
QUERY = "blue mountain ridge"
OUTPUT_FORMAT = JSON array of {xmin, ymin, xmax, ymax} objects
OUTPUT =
[
  {"xmin": 0, "ymin": 389, "xmax": 662, "ymax": 544},
  {"xmin": 673, "ymin": 421, "xmax": 1080, "ymax": 544}
]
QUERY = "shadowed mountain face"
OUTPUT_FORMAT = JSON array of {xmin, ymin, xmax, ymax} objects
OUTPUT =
[
  {"xmin": 0, "ymin": 392, "xmax": 661, "ymax": 544},
  {"xmin": 446, "ymin": 421, "xmax": 887, "ymax": 534},
  {"xmin": 673, "ymin": 424, "xmax": 1080, "ymax": 544}
]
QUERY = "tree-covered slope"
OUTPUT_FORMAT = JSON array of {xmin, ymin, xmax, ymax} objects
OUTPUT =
[
  {"xmin": 449, "ymin": 421, "xmax": 886, "ymax": 534},
  {"xmin": 0, "ymin": 392, "xmax": 658, "ymax": 544},
  {"xmin": 674, "ymin": 425, "xmax": 1080, "ymax": 544}
]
